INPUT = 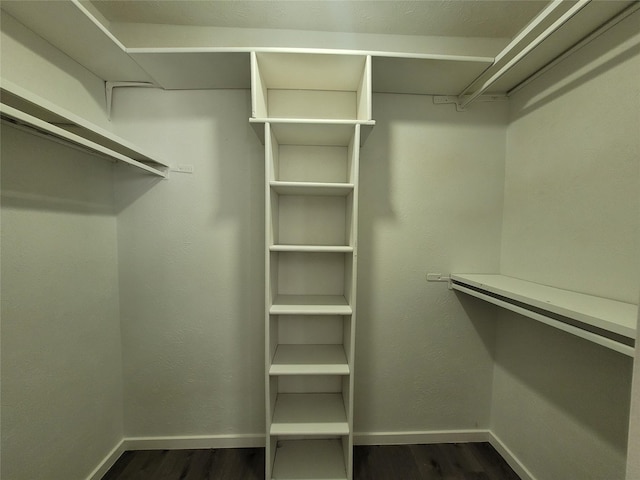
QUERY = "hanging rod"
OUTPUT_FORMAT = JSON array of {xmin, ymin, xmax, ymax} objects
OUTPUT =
[
  {"xmin": 1, "ymin": 103, "xmax": 168, "ymax": 177},
  {"xmin": 508, "ymin": 0, "xmax": 640, "ymax": 96},
  {"xmin": 459, "ymin": 0, "xmax": 591, "ymax": 109}
]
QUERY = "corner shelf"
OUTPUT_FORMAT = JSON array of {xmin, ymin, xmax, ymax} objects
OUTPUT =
[
  {"xmin": 0, "ymin": 79, "xmax": 170, "ymax": 177},
  {"xmin": 451, "ymin": 274, "xmax": 637, "ymax": 357}
]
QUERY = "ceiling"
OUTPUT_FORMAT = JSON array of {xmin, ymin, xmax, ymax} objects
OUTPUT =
[{"xmin": 90, "ymin": 0, "xmax": 549, "ymax": 39}]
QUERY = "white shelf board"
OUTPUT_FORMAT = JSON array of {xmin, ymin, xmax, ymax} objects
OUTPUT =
[
  {"xmin": 271, "ymin": 181, "xmax": 354, "ymax": 196},
  {"xmin": 1, "ymin": 104, "xmax": 167, "ymax": 178},
  {"xmin": 251, "ymin": 119, "xmax": 372, "ymax": 146},
  {"xmin": 271, "ymin": 295, "xmax": 352, "ymax": 316},
  {"xmin": 451, "ymin": 274, "xmax": 637, "ymax": 356},
  {"xmin": 270, "ymin": 245, "xmax": 353, "ymax": 253},
  {"xmin": 272, "ymin": 438, "xmax": 347, "ymax": 480},
  {"xmin": 0, "ymin": 79, "xmax": 170, "ymax": 175},
  {"xmin": 271, "ymin": 393, "xmax": 349, "ymax": 436},
  {"xmin": 270, "ymin": 345, "xmax": 349, "ymax": 376},
  {"xmin": 1, "ymin": 0, "xmax": 154, "ymax": 83}
]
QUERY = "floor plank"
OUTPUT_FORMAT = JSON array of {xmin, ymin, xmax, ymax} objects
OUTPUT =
[{"xmin": 101, "ymin": 443, "xmax": 520, "ymax": 480}]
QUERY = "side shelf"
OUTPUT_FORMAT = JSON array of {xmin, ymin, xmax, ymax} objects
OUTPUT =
[
  {"xmin": 0, "ymin": 79, "xmax": 170, "ymax": 177},
  {"xmin": 451, "ymin": 274, "xmax": 637, "ymax": 357}
]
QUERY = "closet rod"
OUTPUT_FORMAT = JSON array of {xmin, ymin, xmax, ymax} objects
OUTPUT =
[
  {"xmin": 459, "ymin": 0, "xmax": 591, "ymax": 109},
  {"xmin": 0, "ymin": 104, "xmax": 168, "ymax": 177},
  {"xmin": 452, "ymin": 283, "xmax": 635, "ymax": 357},
  {"xmin": 508, "ymin": 0, "xmax": 640, "ymax": 96}
]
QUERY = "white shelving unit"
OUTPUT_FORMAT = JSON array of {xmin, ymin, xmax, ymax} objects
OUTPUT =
[
  {"xmin": 0, "ymin": 79, "xmax": 170, "ymax": 177},
  {"xmin": 451, "ymin": 274, "xmax": 637, "ymax": 357},
  {"xmin": 252, "ymin": 51, "xmax": 373, "ymax": 480}
]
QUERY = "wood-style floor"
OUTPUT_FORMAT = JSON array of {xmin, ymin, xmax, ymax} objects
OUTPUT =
[{"xmin": 101, "ymin": 443, "xmax": 521, "ymax": 480}]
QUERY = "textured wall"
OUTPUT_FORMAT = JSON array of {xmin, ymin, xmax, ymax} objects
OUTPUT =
[
  {"xmin": 355, "ymin": 93, "xmax": 507, "ymax": 434},
  {"xmin": 495, "ymin": 11, "xmax": 639, "ymax": 480},
  {"xmin": 111, "ymin": 88, "xmax": 266, "ymax": 437},
  {"xmin": 111, "ymin": 87, "xmax": 507, "ymax": 438},
  {"xmin": 0, "ymin": 127, "xmax": 123, "ymax": 480}
]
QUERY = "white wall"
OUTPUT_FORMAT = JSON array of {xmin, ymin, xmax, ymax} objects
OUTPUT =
[
  {"xmin": 0, "ymin": 127, "xmax": 123, "ymax": 480},
  {"xmin": 495, "ymin": 11, "xmax": 640, "ymax": 480},
  {"xmin": 111, "ymin": 88, "xmax": 266, "ymax": 438},
  {"xmin": 109, "ymin": 87, "xmax": 507, "ymax": 440},
  {"xmin": 355, "ymin": 93, "xmax": 507, "ymax": 435}
]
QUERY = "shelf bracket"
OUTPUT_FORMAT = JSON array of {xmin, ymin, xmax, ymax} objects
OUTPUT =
[
  {"xmin": 433, "ymin": 95, "xmax": 507, "ymax": 112},
  {"xmin": 426, "ymin": 273, "xmax": 453, "ymax": 289},
  {"xmin": 105, "ymin": 81, "xmax": 156, "ymax": 120}
]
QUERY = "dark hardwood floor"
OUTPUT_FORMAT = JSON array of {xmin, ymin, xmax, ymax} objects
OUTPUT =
[{"xmin": 102, "ymin": 443, "xmax": 521, "ymax": 480}]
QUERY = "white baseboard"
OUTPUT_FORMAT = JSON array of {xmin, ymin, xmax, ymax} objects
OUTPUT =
[
  {"xmin": 354, "ymin": 429, "xmax": 491, "ymax": 445},
  {"xmin": 85, "ymin": 440, "xmax": 126, "ymax": 480},
  {"xmin": 123, "ymin": 433, "xmax": 266, "ymax": 450},
  {"xmin": 488, "ymin": 431, "xmax": 536, "ymax": 480},
  {"xmin": 86, "ymin": 431, "xmax": 533, "ymax": 480}
]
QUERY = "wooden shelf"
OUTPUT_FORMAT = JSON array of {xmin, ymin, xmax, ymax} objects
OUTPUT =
[
  {"xmin": 271, "ymin": 181, "xmax": 354, "ymax": 196},
  {"xmin": 254, "ymin": 119, "xmax": 371, "ymax": 146},
  {"xmin": 271, "ymin": 393, "xmax": 349, "ymax": 436},
  {"xmin": 270, "ymin": 345, "xmax": 349, "ymax": 375},
  {"xmin": 270, "ymin": 245, "xmax": 354, "ymax": 253},
  {"xmin": 272, "ymin": 439, "xmax": 347, "ymax": 480},
  {"xmin": 451, "ymin": 274, "xmax": 637, "ymax": 356},
  {"xmin": 270, "ymin": 295, "xmax": 352, "ymax": 316},
  {"xmin": 0, "ymin": 80, "xmax": 170, "ymax": 177}
]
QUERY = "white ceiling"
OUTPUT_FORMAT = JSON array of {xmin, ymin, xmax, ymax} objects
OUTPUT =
[{"xmin": 90, "ymin": 0, "xmax": 549, "ymax": 39}]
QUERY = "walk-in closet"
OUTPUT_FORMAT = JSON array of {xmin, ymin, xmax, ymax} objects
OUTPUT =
[{"xmin": 1, "ymin": 1, "xmax": 639, "ymax": 480}]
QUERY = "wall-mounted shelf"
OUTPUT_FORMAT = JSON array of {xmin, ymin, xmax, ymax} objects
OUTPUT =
[
  {"xmin": 451, "ymin": 274, "xmax": 637, "ymax": 357},
  {"xmin": 270, "ymin": 295, "xmax": 352, "ymax": 316},
  {"xmin": 0, "ymin": 79, "xmax": 170, "ymax": 177}
]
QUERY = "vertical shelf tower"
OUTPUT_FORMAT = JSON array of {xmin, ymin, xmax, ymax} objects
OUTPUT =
[{"xmin": 250, "ymin": 52, "xmax": 374, "ymax": 480}]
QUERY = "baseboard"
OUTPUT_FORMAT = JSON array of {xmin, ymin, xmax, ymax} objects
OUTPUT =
[
  {"xmin": 122, "ymin": 430, "xmax": 495, "ymax": 449},
  {"xmin": 353, "ymin": 429, "xmax": 491, "ymax": 445},
  {"xmin": 487, "ymin": 431, "xmax": 537, "ymax": 480},
  {"xmin": 87, "ymin": 431, "xmax": 533, "ymax": 480},
  {"xmin": 85, "ymin": 440, "xmax": 126, "ymax": 480},
  {"xmin": 123, "ymin": 433, "xmax": 266, "ymax": 450}
]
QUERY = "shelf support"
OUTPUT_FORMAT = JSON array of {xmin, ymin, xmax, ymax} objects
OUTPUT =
[
  {"xmin": 433, "ymin": 95, "xmax": 507, "ymax": 112},
  {"xmin": 105, "ymin": 81, "xmax": 156, "ymax": 120}
]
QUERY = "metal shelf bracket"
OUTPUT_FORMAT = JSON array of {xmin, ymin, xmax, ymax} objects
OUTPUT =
[
  {"xmin": 433, "ymin": 95, "xmax": 507, "ymax": 112},
  {"xmin": 106, "ymin": 81, "xmax": 156, "ymax": 120}
]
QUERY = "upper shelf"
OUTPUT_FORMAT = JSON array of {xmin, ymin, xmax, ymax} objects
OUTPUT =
[
  {"xmin": 451, "ymin": 274, "xmax": 637, "ymax": 357},
  {"xmin": 251, "ymin": 52, "xmax": 372, "ymax": 122},
  {"xmin": 0, "ymin": 79, "xmax": 170, "ymax": 177},
  {"xmin": 3, "ymin": 0, "xmax": 637, "ymax": 100}
]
